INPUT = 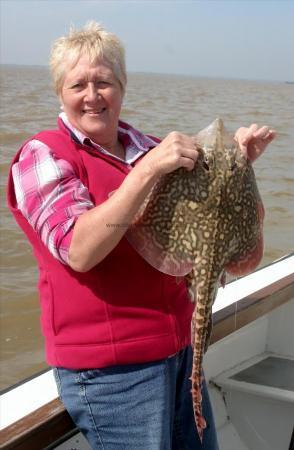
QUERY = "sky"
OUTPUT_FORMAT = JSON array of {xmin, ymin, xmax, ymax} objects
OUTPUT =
[{"xmin": 0, "ymin": 0, "xmax": 293, "ymax": 82}]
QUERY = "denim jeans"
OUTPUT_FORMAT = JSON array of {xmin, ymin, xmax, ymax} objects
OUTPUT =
[{"xmin": 53, "ymin": 346, "xmax": 219, "ymax": 450}]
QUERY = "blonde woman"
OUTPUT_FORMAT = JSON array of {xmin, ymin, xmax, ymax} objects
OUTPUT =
[{"xmin": 7, "ymin": 22, "xmax": 275, "ymax": 449}]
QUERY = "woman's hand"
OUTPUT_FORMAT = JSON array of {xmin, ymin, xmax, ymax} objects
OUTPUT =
[
  {"xmin": 139, "ymin": 131, "xmax": 199, "ymax": 179},
  {"xmin": 234, "ymin": 124, "xmax": 276, "ymax": 162}
]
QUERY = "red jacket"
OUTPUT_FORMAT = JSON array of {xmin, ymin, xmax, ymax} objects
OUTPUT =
[{"xmin": 7, "ymin": 119, "xmax": 193, "ymax": 369}]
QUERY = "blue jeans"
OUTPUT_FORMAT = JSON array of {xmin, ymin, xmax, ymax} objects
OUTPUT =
[{"xmin": 53, "ymin": 346, "xmax": 219, "ymax": 449}]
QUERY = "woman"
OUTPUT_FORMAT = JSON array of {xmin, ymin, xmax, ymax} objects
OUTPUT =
[{"xmin": 7, "ymin": 22, "xmax": 275, "ymax": 450}]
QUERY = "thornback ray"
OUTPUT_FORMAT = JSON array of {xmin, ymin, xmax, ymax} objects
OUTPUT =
[{"xmin": 126, "ymin": 118, "xmax": 265, "ymax": 442}]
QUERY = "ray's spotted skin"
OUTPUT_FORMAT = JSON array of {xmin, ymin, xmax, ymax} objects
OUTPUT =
[{"xmin": 127, "ymin": 118, "xmax": 264, "ymax": 442}]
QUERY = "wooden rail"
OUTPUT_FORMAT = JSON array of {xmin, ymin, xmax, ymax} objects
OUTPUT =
[
  {"xmin": 0, "ymin": 398, "xmax": 74, "ymax": 449},
  {"xmin": 1, "ymin": 270, "xmax": 293, "ymax": 449},
  {"xmin": 211, "ymin": 273, "xmax": 294, "ymax": 343}
]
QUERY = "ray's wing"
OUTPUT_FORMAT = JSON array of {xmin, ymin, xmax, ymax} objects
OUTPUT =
[
  {"xmin": 126, "ymin": 168, "xmax": 198, "ymax": 276},
  {"xmin": 225, "ymin": 163, "xmax": 265, "ymax": 276},
  {"xmin": 226, "ymin": 202, "xmax": 264, "ymax": 275},
  {"xmin": 126, "ymin": 120, "xmax": 219, "ymax": 276}
]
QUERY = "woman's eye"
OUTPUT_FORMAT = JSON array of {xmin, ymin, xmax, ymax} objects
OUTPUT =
[
  {"xmin": 69, "ymin": 80, "xmax": 110, "ymax": 90},
  {"xmin": 96, "ymin": 81, "xmax": 109, "ymax": 87},
  {"xmin": 71, "ymin": 82, "xmax": 84, "ymax": 89}
]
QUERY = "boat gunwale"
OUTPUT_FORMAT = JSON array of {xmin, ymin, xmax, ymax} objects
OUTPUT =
[{"xmin": 211, "ymin": 272, "xmax": 294, "ymax": 344}]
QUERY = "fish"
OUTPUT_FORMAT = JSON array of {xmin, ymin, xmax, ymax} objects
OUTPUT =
[{"xmin": 126, "ymin": 118, "xmax": 264, "ymax": 442}]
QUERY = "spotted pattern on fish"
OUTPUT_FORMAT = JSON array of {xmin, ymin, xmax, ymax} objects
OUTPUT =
[{"xmin": 126, "ymin": 118, "xmax": 264, "ymax": 442}]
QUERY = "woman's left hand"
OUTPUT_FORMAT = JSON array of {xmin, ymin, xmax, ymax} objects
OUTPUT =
[{"xmin": 234, "ymin": 124, "xmax": 276, "ymax": 162}]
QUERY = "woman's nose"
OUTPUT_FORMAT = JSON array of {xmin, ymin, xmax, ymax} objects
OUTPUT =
[{"xmin": 85, "ymin": 83, "xmax": 98, "ymax": 102}]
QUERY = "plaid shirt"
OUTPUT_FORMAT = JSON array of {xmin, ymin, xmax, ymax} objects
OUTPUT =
[{"xmin": 12, "ymin": 113, "xmax": 157, "ymax": 265}]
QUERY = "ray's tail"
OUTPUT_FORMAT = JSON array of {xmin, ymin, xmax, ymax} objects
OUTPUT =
[
  {"xmin": 186, "ymin": 269, "xmax": 219, "ymax": 443},
  {"xmin": 191, "ymin": 304, "xmax": 208, "ymax": 443}
]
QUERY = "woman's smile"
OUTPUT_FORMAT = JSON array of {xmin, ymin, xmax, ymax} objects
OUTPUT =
[{"xmin": 82, "ymin": 107, "xmax": 107, "ymax": 115}]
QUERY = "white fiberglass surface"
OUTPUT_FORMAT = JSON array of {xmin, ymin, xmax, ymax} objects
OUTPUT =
[{"xmin": 213, "ymin": 254, "xmax": 293, "ymax": 313}]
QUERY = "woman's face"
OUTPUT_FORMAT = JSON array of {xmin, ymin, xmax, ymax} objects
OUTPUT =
[{"xmin": 60, "ymin": 55, "xmax": 123, "ymax": 148}]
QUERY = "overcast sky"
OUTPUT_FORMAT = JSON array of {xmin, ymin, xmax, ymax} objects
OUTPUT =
[{"xmin": 1, "ymin": 0, "xmax": 293, "ymax": 81}]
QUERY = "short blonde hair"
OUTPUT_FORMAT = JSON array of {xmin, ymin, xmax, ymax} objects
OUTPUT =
[{"xmin": 50, "ymin": 21, "xmax": 127, "ymax": 96}]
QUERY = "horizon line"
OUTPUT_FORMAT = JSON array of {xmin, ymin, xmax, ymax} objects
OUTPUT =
[{"xmin": 0, "ymin": 63, "xmax": 292, "ymax": 84}]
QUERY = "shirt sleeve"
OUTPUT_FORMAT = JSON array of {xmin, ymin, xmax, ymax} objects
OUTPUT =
[{"xmin": 12, "ymin": 139, "xmax": 94, "ymax": 265}]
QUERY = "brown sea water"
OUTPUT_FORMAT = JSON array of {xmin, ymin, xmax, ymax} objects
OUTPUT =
[{"xmin": 0, "ymin": 65, "xmax": 293, "ymax": 391}]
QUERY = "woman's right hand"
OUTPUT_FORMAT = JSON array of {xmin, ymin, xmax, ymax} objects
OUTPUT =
[{"xmin": 139, "ymin": 131, "xmax": 199, "ymax": 179}]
